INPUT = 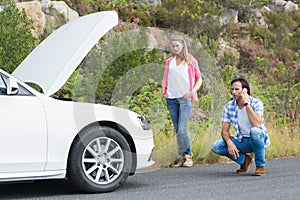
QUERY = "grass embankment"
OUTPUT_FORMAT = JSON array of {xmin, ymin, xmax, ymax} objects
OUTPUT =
[{"xmin": 152, "ymin": 116, "xmax": 300, "ymax": 167}]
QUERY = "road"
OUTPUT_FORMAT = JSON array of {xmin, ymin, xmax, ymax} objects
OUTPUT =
[{"xmin": 0, "ymin": 157, "xmax": 299, "ymax": 200}]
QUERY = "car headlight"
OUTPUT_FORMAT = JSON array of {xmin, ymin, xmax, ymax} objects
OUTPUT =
[{"xmin": 137, "ymin": 116, "xmax": 151, "ymax": 130}]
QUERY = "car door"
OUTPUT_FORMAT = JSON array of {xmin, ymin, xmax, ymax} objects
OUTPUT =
[{"xmin": 0, "ymin": 73, "xmax": 47, "ymax": 173}]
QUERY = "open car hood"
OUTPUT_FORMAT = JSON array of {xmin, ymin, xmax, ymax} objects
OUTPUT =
[{"xmin": 12, "ymin": 11, "xmax": 118, "ymax": 96}]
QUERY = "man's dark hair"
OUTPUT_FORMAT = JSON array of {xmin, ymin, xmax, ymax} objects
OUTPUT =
[{"xmin": 231, "ymin": 76, "xmax": 251, "ymax": 95}]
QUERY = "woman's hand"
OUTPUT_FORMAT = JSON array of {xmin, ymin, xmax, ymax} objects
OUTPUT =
[
  {"xmin": 163, "ymin": 93, "xmax": 168, "ymax": 99},
  {"xmin": 183, "ymin": 91, "xmax": 194, "ymax": 99}
]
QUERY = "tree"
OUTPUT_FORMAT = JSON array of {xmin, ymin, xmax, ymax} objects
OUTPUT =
[{"xmin": 0, "ymin": 0, "xmax": 37, "ymax": 73}]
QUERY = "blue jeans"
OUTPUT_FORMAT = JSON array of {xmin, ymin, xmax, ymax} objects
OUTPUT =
[
  {"xmin": 166, "ymin": 97, "xmax": 192, "ymax": 155},
  {"xmin": 211, "ymin": 127, "xmax": 266, "ymax": 166}
]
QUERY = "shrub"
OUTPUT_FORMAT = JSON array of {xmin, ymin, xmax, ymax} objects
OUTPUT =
[{"xmin": 0, "ymin": 0, "xmax": 37, "ymax": 73}]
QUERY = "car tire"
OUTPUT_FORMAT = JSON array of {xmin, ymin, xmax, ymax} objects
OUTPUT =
[{"xmin": 67, "ymin": 125, "xmax": 132, "ymax": 193}]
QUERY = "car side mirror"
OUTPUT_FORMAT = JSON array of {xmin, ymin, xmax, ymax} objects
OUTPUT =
[{"xmin": 7, "ymin": 78, "xmax": 19, "ymax": 95}]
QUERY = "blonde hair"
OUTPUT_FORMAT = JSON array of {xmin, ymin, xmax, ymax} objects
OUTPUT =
[{"xmin": 171, "ymin": 36, "xmax": 193, "ymax": 64}]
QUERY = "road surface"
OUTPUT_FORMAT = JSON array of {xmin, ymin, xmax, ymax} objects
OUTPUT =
[{"xmin": 0, "ymin": 157, "xmax": 299, "ymax": 200}]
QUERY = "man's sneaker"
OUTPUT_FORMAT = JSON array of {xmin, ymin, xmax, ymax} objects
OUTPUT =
[
  {"xmin": 254, "ymin": 166, "xmax": 265, "ymax": 176},
  {"xmin": 174, "ymin": 156, "xmax": 184, "ymax": 167},
  {"xmin": 236, "ymin": 154, "xmax": 253, "ymax": 174},
  {"xmin": 182, "ymin": 154, "xmax": 193, "ymax": 167}
]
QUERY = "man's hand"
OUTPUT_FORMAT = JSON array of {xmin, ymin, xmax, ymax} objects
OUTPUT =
[
  {"xmin": 221, "ymin": 123, "xmax": 239, "ymax": 159},
  {"xmin": 239, "ymin": 88, "xmax": 249, "ymax": 105},
  {"xmin": 227, "ymin": 141, "xmax": 239, "ymax": 159}
]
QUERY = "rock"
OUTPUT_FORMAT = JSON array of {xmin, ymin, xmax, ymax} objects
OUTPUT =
[
  {"xmin": 260, "ymin": 6, "xmax": 272, "ymax": 13},
  {"xmin": 216, "ymin": 38, "xmax": 240, "ymax": 67},
  {"xmin": 270, "ymin": 0, "xmax": 298, "ymax": 11},
  {"xmin": 220, "ymin": 9, "xmax": 239, "ymax": 25},
  {"xmin": 139, "ymin": 0, "xmax": 161, "ymax": 4},
  {"xmin": 42, "ymin": 1, "xmax": 79, "ymax": 32},
  {"xmin": 251, "ymin": 8, "xmax": 268, "ymax": 28},
  {"xmin": 41, "ymin": 0, "xmax": 50, "ymax": 14},
  {"xmin": 16, "ymin": 1, "xmax": 79, "ymax": 38},
  {"xmin": 146, "ymin": 27, "xmax": 169, "ymax": 50},
  {"xmin": 236, "ymin": 6, "xmax": 268, "ymax": 28},
  {"xmin": 45, "ymin": 1, "xmax": 78, "ymax": 22},
  {"xmin": 16, "ymin": 1, "xmax": 45, "ymax": 38},
  {"xmin": 284, "ymin": 1, "xmax": 298, "ymax": 11},
  {"xmin": 273, "ymin": 0, "xmax": 287, "ymax": 6}
]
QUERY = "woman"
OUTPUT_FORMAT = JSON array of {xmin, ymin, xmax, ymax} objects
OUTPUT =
[{"xmin": 162, "ymin": 36, "xmax": 202, "ymax": 167}]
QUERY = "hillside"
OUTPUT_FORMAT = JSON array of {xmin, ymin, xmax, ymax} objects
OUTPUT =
[{"xmin": 1, "ymin": 0, "xmax": 299, "ymax": 165}]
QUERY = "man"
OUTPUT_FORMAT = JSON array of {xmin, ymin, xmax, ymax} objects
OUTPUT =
[{"xmin": 211, "ymin": 77, "xmax": 270, "ymax": 176}]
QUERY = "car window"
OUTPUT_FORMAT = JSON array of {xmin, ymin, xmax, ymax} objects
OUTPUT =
[
  {"xmin": 0, "ymin": 73, "xmax": 33, "ymax": 96},
  {"xmin": 0, "ymin": 75, "xmax": 7, "ymax": 95},
  {"xmin": 16, "ymin": 83, "xmax": 33, "ymax": 96}
]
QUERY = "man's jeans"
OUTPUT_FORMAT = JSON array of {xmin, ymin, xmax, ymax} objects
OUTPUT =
[
  {"xmin": 211, "ymin": 127, "xmax": 266, "ymax": 166},
  {"xmin": 166, "ymin": 97, "xmax": 192, "ymax": 155}
]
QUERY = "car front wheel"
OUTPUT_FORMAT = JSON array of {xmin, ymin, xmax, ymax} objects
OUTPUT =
[{"xmin": 67, "ymin": 125, "xmax": 132, "ymax": 193}]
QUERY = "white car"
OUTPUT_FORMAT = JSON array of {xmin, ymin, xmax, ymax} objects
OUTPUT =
[{"xmin": 0, "ymin": 11, "xmax": 154, "ymax": 193}]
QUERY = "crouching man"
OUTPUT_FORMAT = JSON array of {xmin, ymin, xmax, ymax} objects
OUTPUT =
[{"xmin": 211, "ymin": 77, "xmax": 270, "ymax": 176}]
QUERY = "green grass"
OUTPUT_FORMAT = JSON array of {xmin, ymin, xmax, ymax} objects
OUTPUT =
[
  {"xmin": 265, "ymin": 117, "xmax": 300, "ymax": 158},
  {"xmin": 152, "ymin": 116, "xmax": 300, "ymax": 167}
]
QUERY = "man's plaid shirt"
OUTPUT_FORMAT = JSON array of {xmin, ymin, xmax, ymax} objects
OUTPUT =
[{"xmin": 222, "ymin": 96, "xmax": 270, "ymax": 148}]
